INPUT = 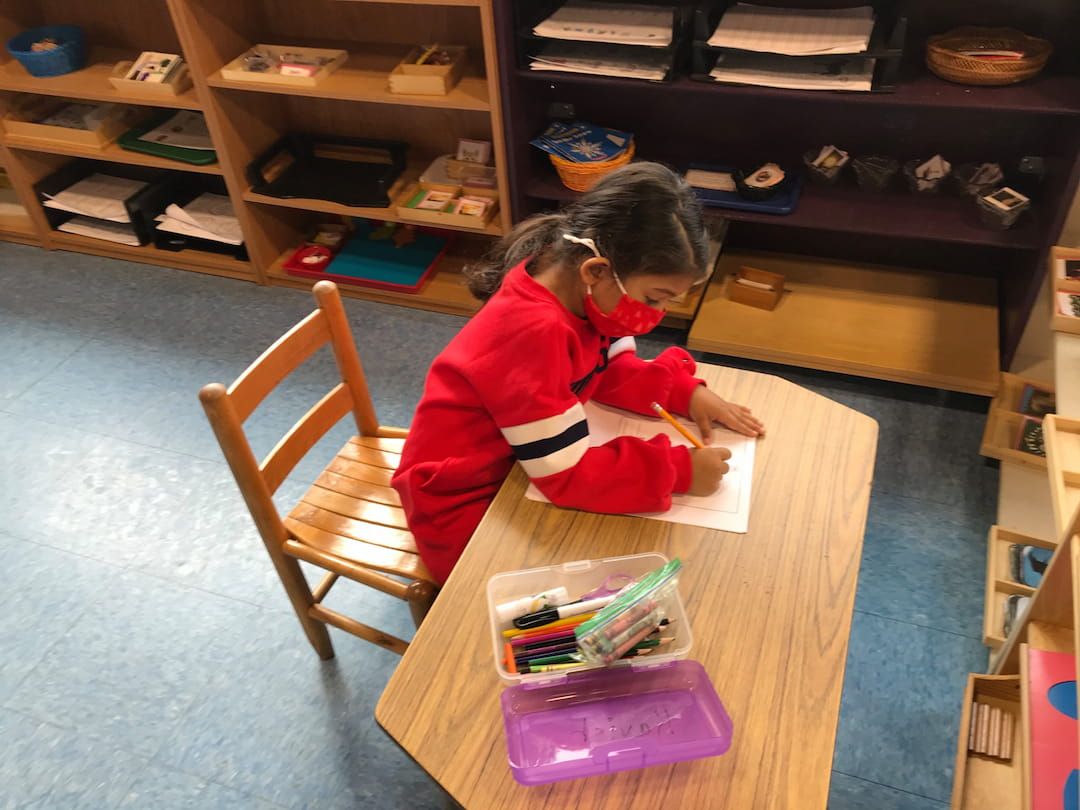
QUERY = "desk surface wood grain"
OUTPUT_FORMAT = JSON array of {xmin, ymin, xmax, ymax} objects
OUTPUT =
[{"xmin": 376, "ymin": 365, "xmax": 878, "ymax": 810}]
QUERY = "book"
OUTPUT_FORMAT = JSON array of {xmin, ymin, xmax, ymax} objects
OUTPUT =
[
  {"xmin": 1019, "ymin": 383, "xmax": 1056, "ymax": 417},
  {"xmin": 1028, "ymin": 647, "xmax": 1078, "ymax": 810},
  {"xmin": 1014, "ymin": 415, "xmax": 1046, "ymax": 457},
  {"xmin": 530, "ymin": 120, "xmax": 633, "ymax": 163}
]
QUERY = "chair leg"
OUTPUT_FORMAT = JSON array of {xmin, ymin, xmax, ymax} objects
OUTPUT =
[
  {"xmin": 406, "ymin": 579, "xmax": 439, "ymax": 629},
  {"xmin": 276, "ymin": 556, "xmax": 335, "ymax": 659}
]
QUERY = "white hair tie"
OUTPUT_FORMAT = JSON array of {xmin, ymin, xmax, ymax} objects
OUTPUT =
[{"xmin": 562, "ymin": 233, "xmax": 602, "ymax": 258}]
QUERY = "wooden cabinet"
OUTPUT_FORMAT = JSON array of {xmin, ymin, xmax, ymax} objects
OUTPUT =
[
  {"xmin": 0, "ymin": 0, "xmax": 510, "ymax": 313},
  {"xmin": 491, "ymin": 0, "xmax": 1080, "ymax": 394}
]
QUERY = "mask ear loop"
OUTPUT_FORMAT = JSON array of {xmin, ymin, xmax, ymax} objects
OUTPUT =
[{"xmin": 562, "ymin": 234, "xmax": 629, "ymax": 294}]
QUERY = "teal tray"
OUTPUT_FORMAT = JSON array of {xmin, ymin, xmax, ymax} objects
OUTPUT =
[{"xmin": 117, "ymin": 113, "xmax": 218, "ymax": 166}]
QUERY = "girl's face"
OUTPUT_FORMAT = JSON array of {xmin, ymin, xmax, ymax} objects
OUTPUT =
[{"xmin": 587, "ymin": 263, "xmax": 700, "ymax": 315}]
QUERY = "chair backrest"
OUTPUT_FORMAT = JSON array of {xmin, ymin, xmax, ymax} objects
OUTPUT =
[{"xmin": 199, "ymin": 281, "xmax": 399, "ymax": 540}]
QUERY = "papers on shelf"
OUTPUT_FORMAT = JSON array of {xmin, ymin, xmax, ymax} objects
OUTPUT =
[
  {"xmin": 56, "ymin": 215, "xmax": 140, "ymax": 246},
  {"xmin": 42, "ymin": 173, "xmax": 148, "ymax": 223},
  {"xmin": 155, "ymin": 193, "xmax": 242, "ymax": 245},
  {"xmin": 528, "ymin": 41, "xmax": 670, "ymax": 81},
  {"xmin": 137, "ymin": 110, "xmax": 214, "ymax": 151},
  {"xmin": 524, "ymin": 400, "xmax": 756, "ymax": 533},
  {"xmin": 708, "ymin": 4, "xmax": 875, "ymax": 56},
  {"xmin": 533, "ymin": 1, "xmax": 674, "ymax": 47},
  {"xmin": 710, "ymin": 53, "xmax": 876, "ymax": 92}
]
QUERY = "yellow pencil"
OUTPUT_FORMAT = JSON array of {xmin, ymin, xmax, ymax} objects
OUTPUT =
[{"xmin": 650, "ymin": 402, "xmax": 705, "ymax": 449}]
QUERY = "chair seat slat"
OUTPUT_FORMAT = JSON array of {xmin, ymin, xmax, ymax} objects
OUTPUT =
[
  {"xmin": 325, "ymin": 456, "xmax": 394, "ymax": 487},
  {"xmin": 314, "ymin": 469, "xmax": 402, "ymax": 507},
  {"xmin": 300, "ymin": 484, "xmax": 410, "ymax": 530},
  {"xmin": 284, "ymin": 516, "xmax": 428, "ymax": 580},
  {"xmin": 339, "ymin": 441, "xmax": 401, "ymax": 470},
  {"xmin": 289, "ymin": 502, "xmax": 417, "ymax": 552},
  {"xmin": 351, "ymin": 435, "xmax": 406, "ymax": 454}
]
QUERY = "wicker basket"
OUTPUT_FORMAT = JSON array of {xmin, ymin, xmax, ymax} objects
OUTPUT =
[
  {"xmin": 926, "ymin": 27, "xmax": 1052, "ymax": 86},
  {"xmin": 550, "ymin": 141, "xmax": 635, "ymax": 192}
]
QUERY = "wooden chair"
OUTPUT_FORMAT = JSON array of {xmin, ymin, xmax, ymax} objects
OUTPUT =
[{"xmin": 199, "ymin": 280, "xmax": 437, "ymax": 659}]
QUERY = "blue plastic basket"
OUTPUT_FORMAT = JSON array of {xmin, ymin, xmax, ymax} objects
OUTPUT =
[{"xmin": 6, "ymin": 25, "xmax": 86, "ymax": 78}]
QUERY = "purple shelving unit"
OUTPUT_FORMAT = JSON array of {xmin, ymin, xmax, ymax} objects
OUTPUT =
[{"xmin": 493, "ymin": 0, "xmax": 1080, "ymax": 378}]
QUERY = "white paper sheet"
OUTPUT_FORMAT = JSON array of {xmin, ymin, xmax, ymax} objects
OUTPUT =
[
  {"xmin": 529, "ymin": 42, "xmax": 670, "ymax": 81},
  {"xmin": 708, "ymin": 4, "xmax": 875, "ymax": 55},
  {"xmin": 56, "ymin": 215, "xmax": 140, "ymax": 246},
  {"xmin": 525, "ymin": 400, "xmax": 756, "ymax": 532},
  {"xmin": 137, "ymin": 110, "xmax": 214, "ymax": 150},
  {"xmin": 155, "ymin": 193, "xmax": 242, "ymax": 245},
  {"xmin": 43, "ymin": 173, "xmax": 147, "ymax": 223},
  {"xmin": 534, "ymin": 1, "xmax": 674, "ymax": 47},
  {"xmin": 710, "ymin": 52, "xmax": 875, "ymax": 92}
]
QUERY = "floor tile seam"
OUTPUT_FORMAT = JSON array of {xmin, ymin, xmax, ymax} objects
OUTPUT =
[
  {"xmin": 831, "ymin": 767, "xmax": 949, "ymax": 805},
  {"xmin": 121, "ymin": 563, "xmax": 283, "ymax": 614},
  {"xmin": 0, "ymin": 334, "xmax": 99, "ymax": 404},
  {"xmin": 0, "ymin": 528, "xmax": 133, "ymax": 573},
  {"xmin": 868, "ymin": 484, "xmax": 995, "ymax": 518},
  {"xmin": 142, "ymin": 753, "xmax": 293, "ymax": 808},
  {"xmin": 851, "ymin": 607, "xmax": 983, "ymax": 642}
]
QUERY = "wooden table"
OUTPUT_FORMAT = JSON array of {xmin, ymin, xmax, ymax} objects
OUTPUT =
[{"xmin": 376, "ymin": 365, "xmax": 878, "ymax": 810}]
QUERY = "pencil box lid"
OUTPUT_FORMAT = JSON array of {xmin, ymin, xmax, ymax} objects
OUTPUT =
[{"xmin": 500, "ymin": 659, "xmax": 733, "ymax": 785}]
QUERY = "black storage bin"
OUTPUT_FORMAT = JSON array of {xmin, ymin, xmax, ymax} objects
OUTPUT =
[
  {"xmin": 34, "ymin": 160, "xmax": 176, "ymax": 245},
  {"xmin": 152, "ymin": 175, "xmax": 248, "ymax": 261}
]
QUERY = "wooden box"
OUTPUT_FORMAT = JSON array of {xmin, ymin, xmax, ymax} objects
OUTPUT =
[
  {"xmin": 1, "ymin": 95, "xmax": 144, "ymax": 149},
  {"xmin": 982, "ymin": 526, "xmax": 1055, "ymax": 648},
  {"xmin": 388, "ymin": 45, "xmax": 466, "ymax": 95},
  {"xmin": 980, "ymin": 372, "xmax": 1054, "ymax": 470},
  {"xmin": 1043, "ymin": 414, "xmax": 1080, "ymax": 538},
  {"xmin": 220, "ymin": 45, "xmax": 348, "ymax": 87},
  {"xmin": 950, "ymin": 674, "xmax": 1023, "ymax": 810},
  {"xmin": 1051, "ymin": 245, "xmax": 1080, "ymax": 294},
  {"xmin": 109, "ymin": 61, "xmax": 193, "ymax": 96},
  {"xmin": 1051, "ymin": 288, "xmax": 1080, "ymax": 335},
  {"xmin": 395, "ymin": 182, "xmax": 498, "ymax": 230},
  {"xmin": 726, "ymin": 265, "xmax": 784, "ymax": 310}
]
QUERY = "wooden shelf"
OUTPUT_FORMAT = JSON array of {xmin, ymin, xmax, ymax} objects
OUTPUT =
[
  {"xmin": 687, "ymin": 250, "xmax": 1000, "ymax": 395},
  {"xmin": 47, "ymin": 232, "xmax": 253, "ymax": 280},
  {"xmin": 980, "ymin": 374, "xmax": 1055, "ymax": 470},
  {"xmin": 983, "ymin": 523, "xmax": 1055, "ymax": 649},
  {"xmin": 207, "ymin": 45, "xmax": 491, "ymax": 112},
  {"xmin": 525, "ymin": 172, "xmax": 1042, "ymax": 250},
  {"xmin": 0, "ymin": 50, "xmax": 202, "ymax": 110},
  {"xmin": 3, "ymin": 135, "xmax": 222, "ymax": 175},
  {"xmin": 1044, "ymin": 415, "xmax": 1080, "ymax": 538},
  {"xmin": 265, "ymin": 237, "xmax": 486, "ymax": 317},
  {"xmin": 245, "ymin": 176, "xmax": 506, "ymax": 238},
  {"xmin": 519, "ymin": 69, "xmax": 1080, "ymax": 117},
  {"xmin": 0, "ymin": 209, "xmax": 38, "ymax": 244},
  {"xmin": 951, "ymin": 674, "xmax": 1024, "ymax": 810}
]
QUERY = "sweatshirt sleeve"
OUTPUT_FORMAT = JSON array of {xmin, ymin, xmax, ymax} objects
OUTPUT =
[
  {"xmin": 465, "ymin": 329, "xmax": 695, "ymax": 512},
  {"xmin": 591, "ymin": 338, "xmax": 705, "ymax": 417}
]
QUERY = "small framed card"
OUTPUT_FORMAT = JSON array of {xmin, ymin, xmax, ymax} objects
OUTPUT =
[
  {"xmin": 456, "ymin": 138, "xmax": 491, "ymax": 164},
  {"xmin": 983, "ymin": 186, "xmax": 1030, "ymax": 212},
  {"xmin": 1013, "ymin": 415, "xmax": 1046, "ymax": 457}
]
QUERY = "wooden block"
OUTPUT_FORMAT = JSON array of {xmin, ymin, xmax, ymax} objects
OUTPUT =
[
  {"xmin": 1000, "ymin": 710, "xmax": 1014, "ymax": 761},
  {"xmin": 726, "ymin": 265, "xmax": 784, "ymax": 311},
  {"xmin": 109, "ymin": 61, "xmax": 193, "ymax": 96},
  {"xmin": 975, "ymin": 702, "xmax": 990, "ymax": 754},
  {"xmin": 988, "ymin": 705, "xmax": 1002, "ymax": 757},
  {"xmin": 968, "ymin": 699, "xmax": 979, "ymax": 751}
]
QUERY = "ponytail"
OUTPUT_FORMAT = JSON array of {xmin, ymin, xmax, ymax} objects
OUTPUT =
[{"xmin": 464, "ymin": 213, "xmax": 564, "ymax": 301}]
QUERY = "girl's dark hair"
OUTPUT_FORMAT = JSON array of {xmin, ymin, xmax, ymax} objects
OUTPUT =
[{"xmin": 464, "ymin": 162, "xmax": 710, "ymax": 301}]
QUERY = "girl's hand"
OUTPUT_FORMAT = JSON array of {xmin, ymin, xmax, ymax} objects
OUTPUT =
[
  {"xmin": 688, "ymin": 386, "xmax": 765, "ymax": 444},
  {"xmin": 688, "ymin": 446, "xmax": 732, "ymax": 496}
]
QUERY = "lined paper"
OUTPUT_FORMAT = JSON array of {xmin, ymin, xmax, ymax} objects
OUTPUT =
[
  {"xmin": 708, "ymin": 4, "xmax": 875, "ymax": 56},
  {"xmin": 534, "ymin": 1, "xmax": 674, "ymax": 47}
]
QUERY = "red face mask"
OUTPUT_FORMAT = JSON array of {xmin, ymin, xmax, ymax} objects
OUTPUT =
[{"xmin": 564, "ymin": 234, "xmax": 666, "ymax": 338}]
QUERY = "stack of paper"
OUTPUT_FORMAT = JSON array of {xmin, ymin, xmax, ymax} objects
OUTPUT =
[
  {"xmin": 137, "ymin": 110, "xmax": 214, "ymax": 151},
  {"xmin": 56, "ymin": 216, "xmax": 141, "ymax": 246},
  {"xmin": 708, "ymin": 4, "xmax": 875, "ymax": 55},
  {"xmin": 43, "ymin": 173, "xmax": 147, "ymax": 223},
  {"xmin": 709, "ymin": 52, "xmax": 875, "ymax": 91},
  {"xmin": 529, "ymin": 42, "xmax": 670, "ymax": 81},
  {"xmin": 534, "ymin": 1, "xmax": 674, "ymax": 47},
  {"xmin": 155, "ymin": 193, "xmax": 242, "ymax": 246}
]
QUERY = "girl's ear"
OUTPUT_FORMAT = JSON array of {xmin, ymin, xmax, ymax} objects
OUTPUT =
[{"xmin": 578, "ymin": 256, "xmax": 610, "ymax": 286}]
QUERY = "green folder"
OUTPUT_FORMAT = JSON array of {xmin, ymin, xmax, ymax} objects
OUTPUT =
[{"xmin": 117, "ymin": 112, "xmax": 218, "ymax": 166}]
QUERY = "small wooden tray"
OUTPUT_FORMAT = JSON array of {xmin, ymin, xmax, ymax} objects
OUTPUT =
[
  {"xmin": 950, "ymin": 673, "xmax": 1023, "ymax": 809},
  {"xmin": 1042, "ymin": 414, "xmax": 1080, "ymax": 538},
  {"xmin": 389, "ymin": 45, "xmax": 466, "ymax": 96},
  {"xmin": 1051, "ymin": 288, "xmax": 1080, "ymax": 335},
  {"xmin": 726, "ymin": 265, "xmax": 784, "ymax": 310},
  {"xmin": 2, "ymin": 95, "xmax": 145, "ymax": 148},
  {"xmin": 980, "ymin": 372, "xmax": 1054, "ymax": 470},
  {"xmin": 1050, "ymin": 245, "xmax": 1080, "ymax": 294},
  {"xmin": 395, "ymin": 181, "xmax": 498, "ymax": 230},
  {"xmin": 220, "ymin": 44, "xmax": 348, "ymax": 87},
  {"xmin": 982, "ymin": 526, "xmax": 1054, "ymax": 649},
  {"xmin": 109, "ymin": 60, "xmax": 193, "ymax": 96}
]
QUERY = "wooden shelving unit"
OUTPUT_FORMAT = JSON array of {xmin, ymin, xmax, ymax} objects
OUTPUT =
[
  {"xmin": 1045, "ymin": 415, "xmax": 1080, "ymax": 538},
  {"xmin": 687, "ymin": 249, "xmax": 1000, "ymax": 395},
  {"xmin": 0, "ymin": 0, "xmax": 511, "ymax": 315},
  {"xmin": 950, "ymin": 674, "xmax": 1024, "ymax": 810}
]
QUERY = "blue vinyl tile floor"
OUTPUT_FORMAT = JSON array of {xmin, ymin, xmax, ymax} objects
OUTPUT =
[{"xmin": 0, "ymin": 241, "xmax": 996, "ymax": 809}]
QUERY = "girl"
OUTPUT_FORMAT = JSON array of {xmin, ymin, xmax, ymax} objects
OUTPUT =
[{"xmin": 392, "ymin": 162, "xmax": 764, "ymax": 584}]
